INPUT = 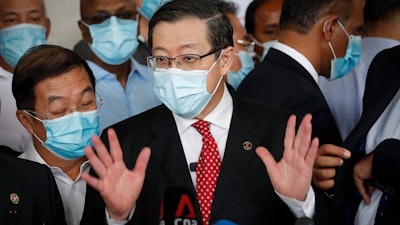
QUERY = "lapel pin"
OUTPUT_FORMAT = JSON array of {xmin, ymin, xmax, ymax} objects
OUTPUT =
[
  {"xmin": 242, "ymin": 141, "xmax": 252, "ymax": 151},
  {"xmin": 10, "ymin": 193, "xmax": 19, "ymax": 205}
]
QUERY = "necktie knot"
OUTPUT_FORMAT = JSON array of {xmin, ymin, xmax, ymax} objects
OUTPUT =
[{"xmin": 192, "ymin": 120, "xmax": 211, "ymax": 137}]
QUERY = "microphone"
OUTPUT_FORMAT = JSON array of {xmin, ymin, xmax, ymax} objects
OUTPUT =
[
  {"xmin": 294, "ymin": 217, "xmax": 315, "ymax": 225},
  {"xmin": 214, "ymin": 219, "xmax": 238, "ymax": 225},
  {"xmin": 159, "ymin": 187, "xmax": 200, "ymax": 225}
]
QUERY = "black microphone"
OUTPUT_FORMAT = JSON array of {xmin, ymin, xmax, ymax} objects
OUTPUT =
[
  {"xmin": 159, "ymin": 187, "xmax": 200, "ymax": 225},
  {"xmin": 294, "ymin": 217, "xmax": 315, "ymax": 225}
]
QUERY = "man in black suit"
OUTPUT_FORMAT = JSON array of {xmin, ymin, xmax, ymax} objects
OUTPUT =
[
  {"xmin": 237, "ymin": 0, "xmax": 364, "ymax": 147},
  {"xmin": 0, "ymin": 145, "xmax": 66, "ymax": 225},
  {"xmin": 80, "ymin": 1, "xmax": 331, "ymax": 225}
]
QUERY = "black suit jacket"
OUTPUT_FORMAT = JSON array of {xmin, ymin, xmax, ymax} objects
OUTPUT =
[
  {"xmin": 335, "ymin": 45, "xmax": 400, "ymax": 224},
  {"xmin": 81, "ymin": 86, "xmax": 332, "ymax": 225},
  {"xmin": 0, "ymin": 146, "xmax": 66, "ymax": 225},
  {"xmin": 237, "ymin": 48, "xmax": 342, "ymax": 146}
]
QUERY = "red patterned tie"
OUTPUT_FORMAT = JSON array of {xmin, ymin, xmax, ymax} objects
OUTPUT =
[{"xmin": 192, "ymin": 120, "xmax": 221, "ymax": 225}]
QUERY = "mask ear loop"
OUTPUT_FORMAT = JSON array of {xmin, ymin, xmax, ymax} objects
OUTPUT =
[
  {"xmin": 323, "ymin": 20, "xmax": 337, "ymax": 59},
  {"xmin": 207, "ymin": 49, "xmax": 225, "ymax": 96}
]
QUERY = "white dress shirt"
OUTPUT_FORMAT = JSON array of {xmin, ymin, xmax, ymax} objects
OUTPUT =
[
  {"xmin": 354, "ymin": 89, "xmax": 400, "ymax": 225},
  {"xmin": 19, "ymin": 139, "xmax": 90, "ymax": 225},
  {"xmin": 318, "ymin": 37, "xmax": 400, "ymax": 139},
  {"xmin": 0, "ymin": 66, "xmax": 31, "ymax": 152}
]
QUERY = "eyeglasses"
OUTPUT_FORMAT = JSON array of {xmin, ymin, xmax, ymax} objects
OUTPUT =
[
  {"xmin": 81, "ymin": 11, "xmax": 136, "ymax": 25},
  {"xmin": 146, "ymin": 49, "xmax": 221, "ymax": 72},
  {"xmin": 25, "ymin": 94, "xmax": 103, "ymax": 120},
  {"xmin": 236, "ymin": 39, "xmax": 255, "ymax": 53}
]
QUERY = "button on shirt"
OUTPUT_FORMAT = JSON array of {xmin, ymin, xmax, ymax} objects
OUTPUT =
[
  {"xmin": 88, "ymin": 58, "xmax": 161, "ymax": 132},
  {"xmin": 19, "ymin": 140, "xmax": 90, "ymax": 225},
  {"xmin": 0, "ymin": 66, "xmax": 31, "ymax": 152}
]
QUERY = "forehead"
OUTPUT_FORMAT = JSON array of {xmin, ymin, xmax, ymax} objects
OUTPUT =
[
  {"xmin": 0, "ymin": 0, "xmax": 45, "ymax": 15},
  {"xmin": 152, "ymin": 18, "xmax": 211, "ymax": 54},
  {"xmin": 81, "ymin": 0, "xmax": 136, "ymax": 15},
  {"xmin": 34, "ymin": 67, "xmax": 93, "ymax": 103},
  {"xmin": 255, "ymin": 0, "xmax": 282, "ymax": 21},
  {"xmin": 227, "ymin": 13, "xmax": 246, "ymax": 37},
  {"xmin": 343, "ymin": 0, "xmax": 363, "ymax": 30}
]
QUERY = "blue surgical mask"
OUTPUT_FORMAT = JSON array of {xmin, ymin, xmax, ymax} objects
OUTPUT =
[
  {"xmin": 26, "ymin": 109, "xmax": 100, "ymax": 160},
  {"xmin": 81, "ymin": 16, "xmax": 139, "ymax": 65},
  {"xmin": 0, "ymin": 23, "xmax": 46, "ymax": 68},
  {"xmin": 254, "ymin": 39, "xmax": 277, "ymax": 60},
  {"xmin": 138, "ymin": 0, "xmax": 170, "ymax": 20},
  {"xmin": 228, "ymin": 51, "xmax": 255, "ymax": 90},
  {"xmin": 326, "ymin": 21, "xmax": 361, "ymax": 80},
  {"xmin": 153, "ymin": 53, "xmax": 223, "ymax": 118}
]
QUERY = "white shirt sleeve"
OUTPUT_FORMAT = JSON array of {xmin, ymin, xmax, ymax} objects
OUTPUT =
[
  {"xmin": 105, "ymin": 206, "xmax": 135, "ymax": 225},
  {"xmin": 275, "ymin": 187, "xmax": 315, "ymax": 218}
]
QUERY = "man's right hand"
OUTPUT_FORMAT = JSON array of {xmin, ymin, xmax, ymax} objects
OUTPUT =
[{"xmin": 312, "ymin": 144, "xmax": 351, "ymax": 190}]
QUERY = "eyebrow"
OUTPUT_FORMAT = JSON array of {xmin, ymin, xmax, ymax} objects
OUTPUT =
[
  {"xmin": 152, "ymin": 44, "xmax": 200, "ymax": 55},
  {"xmin": 1, "ymin": 9, "xmax": 42, "ymax": 16},
  {"xmin": 47, "ymin": 85, "xmax": 94, "ymax": 104}
]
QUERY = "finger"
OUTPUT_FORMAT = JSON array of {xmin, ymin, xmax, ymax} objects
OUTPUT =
[
  {"xmin": 312, "ymin": 178, "xmax": 335, "ymax": 191},
  {"xmin": 91, "ymin": 131, "xmax": 114, "ymax": 168},
  {"xmin": 354, "ymin": 177, "xmax": 370, "ymax": 205},
  {"xmin": 85, "ymin": 143, "xmax": 107, "ymax": 178},
  {"xmin": 314, "ymin": 155, "xmax": 344, "ymax": 168},
  {"xmin": 81, "ymin": 172, "xmax": 104, "ymax": 193},
  {"xmin": 132, "ymin": 147, "xmax": 151, "ymax": 178},
  {"xmin": 256, "ymin": 146, "xmax": 278, "ymax": 176},
  {"xmin": 108, "ymin": 128, "xmax": 123, "ymax": 162},
  {"xmin": 297, "ymin": 114, "xmax": 313, "ymax": 158},
  {"xmin": 284, "ymin": 115, "xmax": 297, "ymax": 151},
  {"xmin": 304, "ymin": 129, "xmax": 318, "ymax": 165},
  {"xmin": 313, "ymin": 167, "xmax": 336, "ymax": 180},
  {"xmin": 318, "ymin": 144, "xmax": 351, "ymax": 159}
]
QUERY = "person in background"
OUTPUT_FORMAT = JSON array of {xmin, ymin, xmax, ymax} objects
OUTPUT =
[
  {"xmin": 245, "ymin": 0, "xmax": 283, "ymax": 62},
  {"xmin": 0, "ymin": 145, "xmax": 67, "ymax": 225},
  {"xmin": 217, "ymin": 0, "xmax": 256, "ymax": 90},
  {"xmin": 80, "ymin": 0, "xmax": 332, "ymax": 224},
  {"xmin": 78, "ymin": 0, "xmax": 161, "ymax": 132},
  {"xmin": 13, "ymin": 45, "xmax": 101, "ymax": 225},
  {"xmin": 0, "ymin": 0, "xmax": 51, "ymax": 153},
  {"xmin": 318, "ymin": 0, "xmax": 400, "ymax": 140}
]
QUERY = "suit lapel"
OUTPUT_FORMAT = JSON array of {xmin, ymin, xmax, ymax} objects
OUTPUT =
[
  {"xmin": 211, "ymin": 89, "xmax": 264, "ymax": 219},
  {"xmin": 149, "ymin": 106, "xmax": 196, "ymax": 192}
]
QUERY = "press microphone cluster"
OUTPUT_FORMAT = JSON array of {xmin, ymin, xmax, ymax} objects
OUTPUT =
[{"xmin": 159, "ymin": 187, "xmax": 200, "ymax": 225}]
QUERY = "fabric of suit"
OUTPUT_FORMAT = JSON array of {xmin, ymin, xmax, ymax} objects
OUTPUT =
[
  {"xmin": 335, "ymin": 45, "xmax": 400, "ymax": 224},
  {"xmin": 237, "ymin": 48, "xmax": 342, "ymax": 147},
  {"xmin": 80, "ymin": 86, "xmax": 333, "ymax": 225},
  {"xmin": 0, "ymin": 146, "xmax": 67, "ymax": 225}
]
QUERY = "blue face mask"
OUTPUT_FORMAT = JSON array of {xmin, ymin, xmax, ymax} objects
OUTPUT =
[
  {"xmin": 0, "ymin": 23, "xmax": 46, "ymax": 68},
  {"xmin": 138, "ymin": 0, "xmax": 170, "ymax": 20},
  {"xmin": 254, "ymin": 39, "xmax": 277, "ymax": 60},
  {"xmin": 227, "ymin": 50, "xmax": 255, "ymax": 90},
  {"xmin": 26, "ymin": 109, "xmax": 100, "ymax": 160},
  {"xmin": 326, "ymin": 21, "xmax": 361, "ymax": 80},
  {"xmin": 153, "ymin": 54, "xmax": 223, "ymax": 118},
  {"xmin": 81, "ymin": 16, "xmax": 139, "ymax": 65}
]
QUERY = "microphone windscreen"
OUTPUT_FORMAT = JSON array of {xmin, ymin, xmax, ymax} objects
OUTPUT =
[
  {"xmin": 294, "ymin": 217, "xmax": 315, "ymax": 225},
  {"xmin": 160, "ymin": 187, "xmax": 200, "ymax": 225},
  {"xmin": 214, "ymin": 219, "xmax": 238, "ymax": 225}
]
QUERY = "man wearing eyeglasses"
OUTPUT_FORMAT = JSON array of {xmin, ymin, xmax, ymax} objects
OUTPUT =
[
  {"xmin": 78, "ymin": 0, "xmax": 161, "ymax": 132},
  {"xmin": 80, "ymin": 0, "xmax": 333, "ymax": 224},
  {"xmin": 14, "ymin": 45, "xmax": 101, "ymax": 225}
]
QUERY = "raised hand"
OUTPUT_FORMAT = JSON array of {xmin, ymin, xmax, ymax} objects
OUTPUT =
[
  {"xmin": 353, "ymin": 153, "xmax": 375, "ymax": 205},
  {"xmin": 82, "ymin": 128, "xmax": 151, "ymax": 221},
  {"xmin": 313, "ymin": 144, "xmax": 351, "ymax": 190},
  {"xmin": 256, "ymin": 114, "xmax": 318, "ymax": 201}
]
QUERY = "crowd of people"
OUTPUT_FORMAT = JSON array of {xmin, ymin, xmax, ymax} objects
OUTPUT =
[{"xmin": 0, "ymin": 0, "xmax": 399, "ymax": 224}]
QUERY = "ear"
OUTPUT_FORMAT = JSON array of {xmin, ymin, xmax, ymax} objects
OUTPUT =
[
  {"xmin": 44, "ymin": 18, "xmax": 51, "ymax": 39},
  {"xmin": 16, "ymin": 110, "xmax": 35, "ymax": 135},
  {"xmin": 321, "ymin": 16, "xmax": 338, "ymax": 42},
  {"xmin": 78, "ymin": 20, "xmax": 92, "ymax": 44},
  {"xmin": 219, "ymin": 46, "xmax": 235, "ymax": 76}
]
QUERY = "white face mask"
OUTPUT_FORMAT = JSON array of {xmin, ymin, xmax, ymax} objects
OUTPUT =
[
  {"xmin": 253, "ymin": 38, "xmax": 278, "ymax": 60},
  {"xmin": 153, "ymin": 52, "xmax": 224, "ymax": 118}
]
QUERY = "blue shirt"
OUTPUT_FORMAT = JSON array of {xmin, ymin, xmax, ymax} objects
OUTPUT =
[{"xmin": 88, "ymin": 58, "xmax": 161, "ymax": 132}]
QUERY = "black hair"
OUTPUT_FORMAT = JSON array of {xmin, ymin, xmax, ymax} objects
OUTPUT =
[
  {"xmin": 12, "ymin": 44, "xmax": 96, "ymax": 111},
  {"xmin": 148, "ymin": 0, "xmax": 233, "ymax": 54},
  {"xmin": 364, "ymin": 0, "xmax": 400, "ymax": 23},
  {"xmin": 216, "ymin": 0, "xmax": 239, "ymax": 15},
  {"xmin": 245, "ymin": 0, "xmax": 270, "ymax": 35},
  {"xmin": 280, "ymin": 0, "xmax": 352, "ymax": 34}
]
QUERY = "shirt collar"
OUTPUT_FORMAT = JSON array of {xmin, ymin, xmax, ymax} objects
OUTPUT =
[
  {"xmin": 273, "ymin": 42, "xmax": 319, "ymax": 83},
  {"xmin": 86, "ymin": 58, "xmax": 147, "ymax": 80},
  {"xmin": 174, "ymin": 83, "xmax": 233, "ymax": 134},
  {"xmin": 0, "ymin": 66, "xmax": 12, "ymax": 79}
]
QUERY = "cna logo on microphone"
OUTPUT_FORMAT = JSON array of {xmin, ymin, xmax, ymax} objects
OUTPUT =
[{"xmin": 160, "ymin": 187, "xmax": 200, "ymax": 225}]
